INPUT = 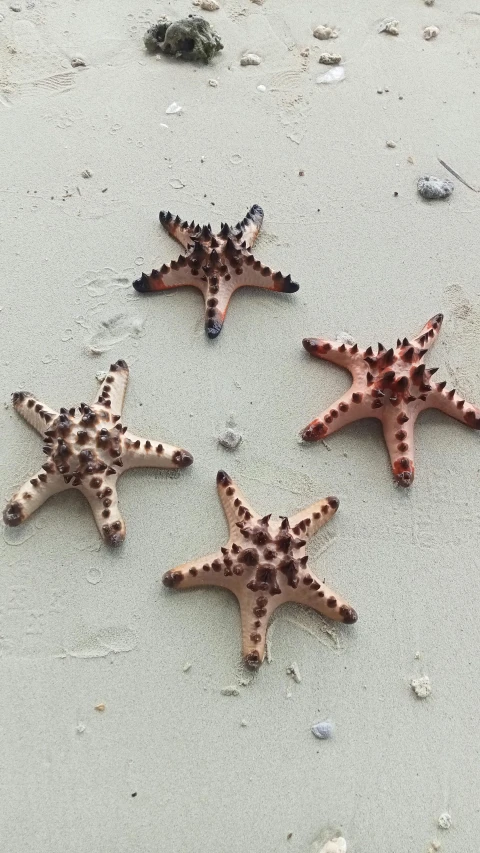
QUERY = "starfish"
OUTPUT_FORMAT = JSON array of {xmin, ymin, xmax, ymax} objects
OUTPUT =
[
  {"xmin": 3, "ymin": 360, "xmax": 193, "ymax": 546},
  {"xmin": 132, "ymin": 204, "xmax": 299, "ymax": 338},
  {"xmin": 163, "ymin": 471, "xmax": 357, "ymax": 668},
  {"xmin": 301, "ymin": 314, "xmax": 480, "ymax": 486}
]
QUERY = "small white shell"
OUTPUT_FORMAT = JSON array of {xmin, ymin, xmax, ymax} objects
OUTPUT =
[
  {"xmin": 318, "ymin": 52, "xmax": 342, "ymax": 65},
  {"xmin": 386, "ymin": 140, "xmax": 396, "ymax": 148},
  {"xmin": 317, "ymin": 65, "xmax": 345, "ymax": 84},
  {"xmin": 312, "ymin": 836, "xmax": 347, "ymax": 853},
  {"xmin": 313, "ymin": 25, "xmax": 338, "ymax": 40},
  {"xmin": 423, "ymin": 25, "xmax": 439, "ymax": 40},
  {"xmin": 438, "ymin": 813, "xmax": 452, "ymax": 830},
  {"xmin": 311, "ymin": 719, "xmax": 334, "ymax": 739},
  {"xmin": 166, "ymin": 101, "xmax": 182, "ymax": 114},
  {"xmin": 240, "ymin": 53, "xmax": 262, "ymax": 66},
  {"xmin": 417, "ymin": 176, "xmax": 453, "ymax": 200}
]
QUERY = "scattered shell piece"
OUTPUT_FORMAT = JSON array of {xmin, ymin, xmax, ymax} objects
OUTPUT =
[
  {"xmin": 145, "ymin": 16, "xmax": 223, "ymax": 63},
  {"xmin": 166, "ymin": 102, "xmax": 182, "ymax": 114},
  {"xmin": 317, "ymin": 66, "xmax": 345, "ymax": 84},
  {"xmin": 423, "ymin": 25, "xmax": 439, "ymax": 40},
  {"xmin": 438, "ymin": 813, "xmax": 452, "ymax": 830},
  {"xmin": 286, "ymin": 662, "xmax": 302, "ymax": 683},
  {"xmin": 417, "ymin": 176, "xmax": 453, "ymax": 200},
  {"xmin": 428, "ymin": 843, "xmax": 441, "ymax": 852},
  {"xmin": 10, "ymin": 3, "xmax": 22, "ymax": 11},
  {"xmin": 81, "ymin": 168, "xmax": 93, "ymax": 178},
  {"xmin": 208, "ymin": 78, "xmax": 218, "ymax": 87},
  {"xmin": 313, "ymin": 25, "xmax": 338, "ymax": 40},
  {"xmin": 311, "ymin": 834, "xmax": 347, "ymax": 853},
  {"xmin": 71, "ymin": 56, "xmax": 86, "ymax": 68},
  {"xmin": 386, "ymin": 140, "xmax": 396, "ymax": 148},
  {"xmin": 318, "ymin": 53, "xmax": 341, "ymax": 65},
  {"xmin": 220, "ymin": 685, "xmax": 240, "ymax": 696},
  {"xmin": 218, "ymin": 427, "xmax": 242, "ymax": 450},
  {"xmin": 95, "ymin": 370, "xmax": 107, "ymax": 382},
  {"xmin": 94, "ymin": 703, "xmax": 106, "ymax": 712},
  {"xmin": 379, "ymin": 18, "xmax": 399, "ymax": 35},
  {"xmin": 300, "ymin": 47, "xmax": 310, "ymax": 57},
  {"xmin": 240, "ymin": 53, "xmax": 261, "ymax": 66},
  {"xmin": 183, "ymin": 662, "xmax": 192, "ymax": 672},
  {"xmin": 424, "ymin": 0, "xmax": 435, "ymax": 4},
  {"xmin": 311, "ymin": 719, "xmax": 334, "ymax": 740},
  {"xmin": 76, "ymin": 723, "xmax": 86, "ymax": 734},
  {"xmin": 257, "ymin": 84, "xmax": 266, "ymax": 92},
  {"xmin": 410, "ymin": 675, "xmax": 431, "ymax": 698},
  {"xmin": 193, "ymin": 0, "xmax": 219, "ymax": 9},
  {"xmin": 240, "ymin": 719, "xmax": 248, "ymax": 727},
  {"xmin": 250, "ymin": 0, "xmax": 265, "ymax": 4},
  {"xmin": 407, "ymin": 155, "xmax": 415, "ymax": 164}
]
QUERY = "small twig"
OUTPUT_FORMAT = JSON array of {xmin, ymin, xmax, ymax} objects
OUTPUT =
[{"xmin": 438, "ymin": 157, "xmax": 480, "ymax": 193}]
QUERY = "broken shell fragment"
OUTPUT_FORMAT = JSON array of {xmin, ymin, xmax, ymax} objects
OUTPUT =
[
  {"xmin": 240, "ymin": 53, "xmax": 261, "ymax": 66},
  {"xmin": 379, "ymin": 18, "xmax": 400, "ymax": 35},
  {"xmin": 317, "ymin": 65, "xmax": 345, "ymax": 84},
  {"xmin": 417, "ymin": 176, "xmax": 454, "ymax": 200},
  {"xmin": 423, "ymin": 25, "xmax": 439, "ymax": 40},
  {"xmin": 193, "ymin": 0, "xmax": 220, "ymax": 9},
  {"xmin": 318, "ymin": 53, "xmax": 342, "ymax": 65},
  {"xmin": 311, "ymin": 719, "xmax": 334, "ymax": 739},
  {"xmin": 313, "ymin": 25, "xmax": 338, "ymax": 40}
]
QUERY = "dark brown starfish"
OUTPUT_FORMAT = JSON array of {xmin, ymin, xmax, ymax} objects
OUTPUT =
[
  {"xmin": 163, "ymin": 471, "xmax": 357, "ymax": 668},
  {"xmin": 301, "ymin": 314, "xmax": 480, "ymax": 486},
  {"xmin": 132, "ymin": 205, "xmax": 299, "ymax": 338}
]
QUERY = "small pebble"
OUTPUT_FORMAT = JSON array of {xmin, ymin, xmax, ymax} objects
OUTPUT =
[
  {"xmin": 313, "ymin": 25, "xmax": 338, "ymax": 40},
  {"xmin": 208, "ymin": 78, "xmax": 218, "ymax": 87},
  {"xmin": 95, "ymin": 370, "xmax": 107, "ymax": 381},
  {"xmin": 410, "ymin": 675, "xmax": 432, "ymax": 698},
  {"xmin": 240, "ymin": 719, "xmax": 248, "ymax": 727},
  {"xmin": 386, "ymin": 140, "xmax": 396, "ymax": 148},
  {"xmin": 220, "ymin": 686, "xmax": 240, "ymax": 696},
  {"xmin": 423, "ymin": 25, "xmax": 439, "ymax": 40},
  {"xmin": 424, "ymin": 0, "xmax": 435, "ymax": 4},
  {"xmin": 379, "ymin": 18, "xmax": 399, "ymax": 35},
  {"xmin": 240, "ymin": 53, "xmax": 261, "ymax": 66},
  {"xmin": 166, "ymin": 102, "xmax": 182, "ymax": 114},
  {"xmin": 183, "ymin": 662, "xmax": 192, "ymax": 672},
  {"xmin": 218, "ymin": 427, "xmax": 242, "ymax": 450},
  {"xmin": 81, "ymin": 168, "xmax": 93, "ymax": 178},
  {"xmin": 316, "ymin": 837, "xmax": 347, "ymax": 853},
  {"xmin": 193, "ymin": 0, "xmax": 219, "ymax": 9},
  {"xmin": 438, "ymin": 813, "xmax": 452, "ymax": 830},
  {"xmin": 428, "ymin": 843, "xmax": 441, "ymax": 852},
  {"xmin": 76, "ymin": 723, "xmax": 86, "ymax": 734},
  {"xmin": 257, "ymin": 84, "xmax": 266, "ymax": 92},
  {"xmin": 417, "ymin": 176, "xmax": 454, "ymax": 200},
  {"xmin": 319, "ymin": 52, "xmax": 341, "ymax": 65},
  {"xmin": 9, "ymin": 3, "xmax": 22, "ymax": 11},
  {"xmin": 71, "ymin": 56, "xmax": 86, "ymax": 68},
  {"xmin": 94, "ymin": 703, "xmax": 105, "ymax": 712},
  {"xmin": 311, "ymin": 719, "xmax": 334, "ymax": 739}
]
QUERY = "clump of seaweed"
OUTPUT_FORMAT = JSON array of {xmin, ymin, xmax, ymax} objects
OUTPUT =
[{"xmin": 144, "ymin": 15, "xmax": 223, "ymax": 64}]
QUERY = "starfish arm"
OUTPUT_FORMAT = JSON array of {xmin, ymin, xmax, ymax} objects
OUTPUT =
[
  {"xmin": 301, "ymin": 389, "xmax": 376, "ymax": 442},
  {"xmin": 132, "ymin": 254, "xmax": 200, "ymax": 294},
  {"xmin": 11, "ymin": 391, "xmax": 59, "ymax": 435},
  {"xmin": 232, "ymin": 255, "xmax": 299, "ymax": 295},
  {"xmin": 122, "ymin": 433, "xmax": 193, "ymax": 470},
  {"xmin": 231, "ymin": 204, "xmax": 264, "ymax": 249},
  {"xmin": 159, "ymin": 210, "xmax": 200, "ymax": 250},
  {"xmin": 426, "ymin": 385, "xmax": 480, "ymax": 431},
  {"xmin": 216, "ymin": 471, "xmax": 257, "ymax": 537},
  {"xmin": 412, "ymin": 313, "xmax": 444, "ymax": 352},
  {"xmin": 3, "ymin": 469, "xmax": 68, "ymax": 527},
  {"xmin": 303, "ymin": 337, "xmax": 363, "ymax": 371},
  {"xmin": 288, "ymin": 496, "xmax": 339, "ymax": 540},
  {"xmin": 287, "ymin": 575, "xmax": 358, "ymax": 625},
  {"xmin": 163, "ymin": 552, "xmax": 232, "ymax": 591},
  {"xmin": 381, "ymin": 406, "xmax": 417, "ymax": 486},
  {"xmin": 92, "ymin": 359, "xmax": 129, "ymax": 417},
  {"xmin": 80, "ymin": 480, "xmax": 126, "ymax": 546}
]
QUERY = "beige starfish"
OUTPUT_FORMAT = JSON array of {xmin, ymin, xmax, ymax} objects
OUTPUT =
[
  {"xmin": 163, "ymin": 471, "xmax": 357, "ymax": 668},
  {"xmin": 3, "ymin": 360, "xmax": 193, "ymax": 546}
]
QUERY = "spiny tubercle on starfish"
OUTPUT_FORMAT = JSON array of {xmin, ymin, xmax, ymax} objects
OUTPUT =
[
  {"xmin": 301, "ymin": 314, "xmax": 480, "ymax": 486},
  {"xmin": 163, "ymin": 471, "xmax": 357, "ymax": 669},
  {"xmin": 3, "ymin": 360, "xmax": 193, "ymax": 546},
  {"xmin": 132, "ymin": 204, "xmax": 299, "ymax": 338}
]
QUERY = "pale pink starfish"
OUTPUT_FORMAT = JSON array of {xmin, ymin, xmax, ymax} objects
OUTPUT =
[
  {"xmin": 4, "ymin": 360, "xmax": 193, "ymax": 545},
  {"xmin": 163, "ymin": 471, "xmax": 357, "ymax": 668},
  {"xmin": 301, "ymin": 314, "xmax": 480, "ymax": 486},
  {"xmin": 133, "ymin": 204, "xmax": 299, "ymax": 338}
]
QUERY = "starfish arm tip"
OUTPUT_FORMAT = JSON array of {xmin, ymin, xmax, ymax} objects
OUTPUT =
[
  {"xmin": 340, "ymin": 605, "xmax": 358, "ymax": 625},
  {"xmin": 206, "ymin": 320, "xmax": 223, "ymax": 338},
  {"xmin": 132, "ymin": 273, "xmax": 151, "ymax": 293},
  {"xmin": 3, "ymin": 501, "xmax": 23, "ymax": 527},
  {"xmin": 285, "ymin": 279, "xmax": 299, "ymax": 293},
  {"xmin": 326, "ymin": 496, "xmax": 340, "ymax": 511},
  {"xmin": 175, "ymin": 450, "xmax": 194, "ymax": 468},
  {"xmin": 216, "ymin": 469, "xmax": 232, "ymax": 486}
]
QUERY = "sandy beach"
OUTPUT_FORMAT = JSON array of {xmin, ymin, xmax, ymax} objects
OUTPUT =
[{"xmin": 1, "ymin": 0, "xmax": 480, "ymax": 850}]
